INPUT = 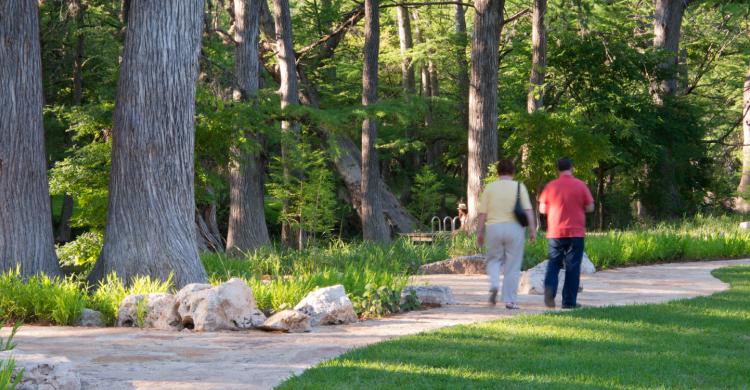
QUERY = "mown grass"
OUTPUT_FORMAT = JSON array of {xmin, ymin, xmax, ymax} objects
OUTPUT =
[{"xmin": 278, "ymin": 266, "xmax": 750, "ymax": 389}]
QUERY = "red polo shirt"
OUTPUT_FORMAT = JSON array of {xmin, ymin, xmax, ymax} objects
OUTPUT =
[{"xmin": 539, "ymin": 174, "xmax": 594, "ymax": 238}]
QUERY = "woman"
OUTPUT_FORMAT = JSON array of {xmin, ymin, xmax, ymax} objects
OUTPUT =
[
  {"xmin": 457, "ymin": 202, "xmax": 469, "ymax": 232},
  {"xmin": 476, "ymin": 159, "xmax": 536, "ymax": 309}
]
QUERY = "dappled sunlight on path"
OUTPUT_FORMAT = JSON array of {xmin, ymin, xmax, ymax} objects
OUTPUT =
[{"xmin": 2, "ymin": 259, "xmax": 748, "ymax": 389}]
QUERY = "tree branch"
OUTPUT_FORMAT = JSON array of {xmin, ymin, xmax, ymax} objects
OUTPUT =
[
  {"xmin": 503, "ymin": 8, "xmax": 531, "ymax": 25},
  {"xmin": 296, "ymin": 5, "xmax": 366, "ymax": 63},
  {"xmin": 380, "ymin": 2, "xmax": 475, "ymax": 9}
]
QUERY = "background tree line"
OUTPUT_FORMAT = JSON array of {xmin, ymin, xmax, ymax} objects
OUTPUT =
[{"xmin": 1, "ymin": 0, "xmax": 748, "ymax": 286}]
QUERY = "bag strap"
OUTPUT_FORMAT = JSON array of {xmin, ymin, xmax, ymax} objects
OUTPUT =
[{"xmin": 516, "ymin": 181, "xmax": 521, "ymax": 201}]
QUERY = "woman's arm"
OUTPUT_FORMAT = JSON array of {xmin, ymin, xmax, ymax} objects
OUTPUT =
[
  {"xmin": 524, "ymin": 209, "xmax": 537, "ymax": 243},
  {"xmin": 476, "ymin": 213, "xmax": 487, "ymax": 246}
]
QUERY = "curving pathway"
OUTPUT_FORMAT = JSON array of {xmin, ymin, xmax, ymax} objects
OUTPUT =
[{"xmin": 3, "ymin": 259, "xmax": 749, "ymax": 389}]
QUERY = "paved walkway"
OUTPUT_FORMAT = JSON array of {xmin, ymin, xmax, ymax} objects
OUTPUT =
[{"xmin": 4, "ymin": 259, "xmax": 749, "ymax": 389}]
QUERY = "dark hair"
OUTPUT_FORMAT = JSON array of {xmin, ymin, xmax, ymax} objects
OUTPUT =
[
  {"xmin": 496, "ymin": 159, "xmax": 516, "ymax": 176},
  {"xmin": 557, "ymin": 157, "xmax": 573, "ymax": 172}
]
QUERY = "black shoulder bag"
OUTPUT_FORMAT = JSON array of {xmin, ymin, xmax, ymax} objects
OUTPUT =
[{"xmin": 514, "ymin": 181, "xmax": 529, "ymax": 227}]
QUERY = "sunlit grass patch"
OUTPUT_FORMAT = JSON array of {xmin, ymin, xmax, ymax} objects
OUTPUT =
[{"xmin": 278, "ymin": 266, "xmax": 750, "ymax": 389}]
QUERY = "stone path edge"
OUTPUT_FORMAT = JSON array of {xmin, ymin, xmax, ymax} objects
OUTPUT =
[{"xmin": 1, "ymin": 258, "xmax": 749, "ymax": 390}]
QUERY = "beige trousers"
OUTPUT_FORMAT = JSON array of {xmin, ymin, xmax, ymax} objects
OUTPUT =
[{"xmin": 484, "ymin": 222, "xmax": 525, "ymax": 303}]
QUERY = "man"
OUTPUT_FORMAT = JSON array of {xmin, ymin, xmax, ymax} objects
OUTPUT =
[{"xmin": 538, "ymin": 157, "xmax": 594, "ymax": 309}]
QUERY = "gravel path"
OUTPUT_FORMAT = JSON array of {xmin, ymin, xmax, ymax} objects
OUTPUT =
[{"xmin": 4, "ymin": 259, "xmax": 749, "ymax": 389}]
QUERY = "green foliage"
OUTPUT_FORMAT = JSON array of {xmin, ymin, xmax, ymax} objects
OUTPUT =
[
  {"xmin": 0, "ymin": 269, "xmax": 87, "ymax": 326},
  {"xmin": 47, "ymin": 103, "xmax": 113, "ymax": 230},
  {"xmin": 87, "ymin": 274, "xmax": 174, "ymax": 326},
  {"xmin": 135, "ymin": 296, "xmax": 149, "ymax": 329},
  {"xmin": 267, "ymin": 138, "xmax": 340, "ymax": 242},
  {"xmin": 408, "ymin": 166, "xmax": 444, "ymax": 224},
  {"xmin": 0, "ymin": 322, "xmax": 22, "ymax": 390},
  {"xmin": 0, "ymin": 321, "xmax": 20, "ymax": 352},
  {"xmin": 352, "ymin": 284, "xmax": 403, "ymax": 320},
  {"xmin": 56, "ymin": 231, "xmax": 103, "ymax": 274}
]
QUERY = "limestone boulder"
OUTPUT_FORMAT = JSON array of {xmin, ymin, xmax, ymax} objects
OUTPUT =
[
  {"xmin": 418, "ymin": 255, "xmax": 486, "ymax": 275},
  {"xmin": 0, "ymin": 351, "xmax": 81, "ymax": 390},
  {"xmin": 76, "ymin": 308, "xmax": 104, "ymax": 327},
  {"xmin": 175, "ymin": 278, "xmax": 266, "ymax": 331},
  {"xmin": 294, "ymin": 285, "xmax": 358, "ymax": 326},
  {"xmin": 580, "ymin": 253, "xmax": 596, "ymax": 274},
  {"xmin": 259, "ymin": 310, "xmax": 311, "ymax": 333},
  {"xmin": 401, "ymin": 285, "xmax": 457, "ymax": 306},
  {"xmin": 518, "ymin": 254, "xmax": 596, "ymax": 295},
  {"xmin": 117, "ymin": 293, "xmax": 181, "ymax": 330}
]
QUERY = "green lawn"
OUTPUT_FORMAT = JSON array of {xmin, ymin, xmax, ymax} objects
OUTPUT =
[{"xmin": 278, "ymin": 266, "xmax": 750, "ymax": 389}]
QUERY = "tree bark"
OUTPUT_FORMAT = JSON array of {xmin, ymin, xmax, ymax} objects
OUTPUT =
[
  {"xmin": 651, "ymin": 0, "xmax": 687, "ymax": 103},
  {"xmin": 412, "ymin": 11, "xmax": 431, "ymax": 99},
  {"xmin": 396, "ymin": 6, "xmax": 416, "ymax": 95},
  {"xmin": 226, "ymin": 0, "xmax": 271, "ymax": 254},
  {"xmin": 737, "ymin": 58, "xmax": 750, "ymax": 211},
  {"xmin": 527, "ymin": 0, "xmax": 546, "ymax": 113},
  {"xmin": 272, "ymin": 0, "xmax": 303, "ymax": 248},
  {"xmin": 89, "ymin": 0, "xmax": 207, "ymax": 287},
  {"xmin": 466, "ymin": 0, "xmax": 504, "ymax": 229},
  {"xmin": 428, "ymin": 59, "xmax": 439, "ymax": 97},
  {"xmin": 454, "ymin": 4, "xmax": 469, "ymax": 130},
  {"xmin": 0, "ymin": 0, "xmax": 60, "ymax": 276},
  {"xmin": 361, "ymin": 0, "xmax": 390, "ymax": 242}
]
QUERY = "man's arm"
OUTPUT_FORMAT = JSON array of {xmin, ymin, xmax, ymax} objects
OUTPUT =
[
  {"xmin": 476, "ymin": 213, "xmax": 487, "ymax": 246},
  {"xmin": 583, "ymin": 184, "xmax": 595, "ymax": 213}
]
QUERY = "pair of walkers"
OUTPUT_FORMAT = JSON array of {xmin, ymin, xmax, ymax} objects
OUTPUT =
[{"xmin": 476, "ymin": 157, "xmax": 594, "ymax": 310}]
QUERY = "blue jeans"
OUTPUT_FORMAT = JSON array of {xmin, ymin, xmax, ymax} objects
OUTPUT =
[{"xmin": 544, "ymin": 237, "xmax": 584, "ymax": 307}]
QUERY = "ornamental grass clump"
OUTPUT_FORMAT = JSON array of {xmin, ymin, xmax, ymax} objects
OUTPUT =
[{"xmin": 0, "ymin": 268, "xmax": 86, "ymax": 326}]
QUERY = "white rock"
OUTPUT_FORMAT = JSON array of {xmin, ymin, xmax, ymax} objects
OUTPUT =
[
  {"xmin": 0, "ymin": 351, "xmax": 81, "ymax": 390},
  {"xmin": 175, "ymin": 278, "xmax": 266, "ymax": 331},
  {"xmin": 740, "ymin": 221, "xmax": 750, "ymax": 229},
  {"xmin": 401, "ymin": 285, "xmax": 456, "ymax": 306},
  {"xmin": 581, "ymin": 253, "xmax": 597, "ymax": 274},
  {"xmin": 294, "ymin": 285, "xmax": 358, "ymax": 326},
  {"xmin": 76, "ymin": 309, "xmax": 104, "ymax": 327},
  {"xmin": 259, "ymin": 310, "xmax": 311, "ymax": 333},
  {"xmin": 116, "ymin": 293, "xmax": 181, "ymax": 330},
  {"xmin": 518, "ymin": 254, "xmax": 596, "ymax": 295}
]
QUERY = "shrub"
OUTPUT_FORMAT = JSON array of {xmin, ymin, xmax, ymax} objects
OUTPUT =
[
  {"xmin": 87, "ymin": 273, "xmax": 173, "ymax": 326},
  {"xmin": 56, "ymin": 231, "xmax": 103, "ymax": 274},
  {"xmin": 0, "ymin": 269, "xmax": 87, "ymax": 326}
]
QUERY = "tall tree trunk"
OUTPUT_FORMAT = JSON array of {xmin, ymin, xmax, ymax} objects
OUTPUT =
[
  {"xmin": 428, "ymin": 59, "xmax": 439, "ymax": 97},
  {"xmin": 737, "ymin": 58, "xmax": 750, "ymax": 212},
  {"xmin": 89, "ymin": 0, "xmax": 207, "ymax": 287},
  {"xmin": 454, "ymin": 4, "xmax": 469, "ymax": 131},
  {"xmin": 527, "ymin": 0, "xmax": 546, "ymax": 113},
  {"xmin": 272, "ymin": 0, "xmax": 303, "ymax": 249},
  {"xmin": 361, "ymin": 0, "xmax": 390, "ymax": 242},
  {"xmin": 651, "ymin": 0, "xmax": 687, "ymax": 103},
  {"xmin": 412, "ymin": 11, "xmax": 431, "ymax": 99},
  {"xmin": 196, "ymin": 183, "xmax": 224, "ymax": 252},
  {"xmin": 396, "ymin": 5, "xmax": 417, "ymax": 205},
  {"xmin": 396, "ymin": 6, "xmax": 416, "ymax": 95},
  {"xmin": 466, "ymin": 0, "xmax": 504, "ymax": 229},
  {"xmin": 0, "ymin": 0, "xmax": 60, "ymax": 276},
  {"xmin": 226, "ymin": 0, "xmax": 271, "ymax": 254},
  {"xmin": 647, "ymin": 0, "xmax": 688, "ymax": 217}
]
